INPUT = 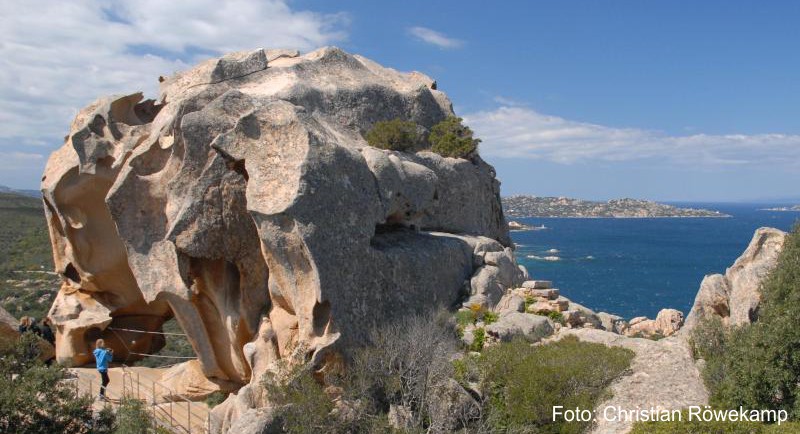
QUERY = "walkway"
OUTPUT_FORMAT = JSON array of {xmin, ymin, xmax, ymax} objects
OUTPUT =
[{"xmin": 69, "ymin": 366, "xmax": 215, "ymax": 433}]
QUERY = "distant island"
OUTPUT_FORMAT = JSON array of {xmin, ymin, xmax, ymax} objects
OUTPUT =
[
  {"xmin": 759, "ymin": 205, "xmax": 800, "ymax": 212},
  {"xmin": 503, "ymin": 196, "xmax": 730, "ymax": 218}
]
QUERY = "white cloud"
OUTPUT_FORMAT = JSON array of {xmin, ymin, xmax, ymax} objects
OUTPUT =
[
  {"xmin": 465, "ymin": 106, "xmax": 800, "ymax": 169},
  {"xmin": 0, "ymin": 0, "xmax": 348, "ymax": 152},
  {"xmin": 408, "ymin": 26, "xmax": 463, "ymax": 49}
]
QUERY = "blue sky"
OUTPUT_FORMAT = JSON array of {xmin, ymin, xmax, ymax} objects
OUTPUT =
[{"xmin": 1, "ymin": 0, "xmax": 799, "ymax": 201}]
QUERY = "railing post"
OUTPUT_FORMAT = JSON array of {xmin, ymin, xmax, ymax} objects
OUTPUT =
[{"xmin": 187, "ymin": 400, "xmax": 192, "ymax": 434}]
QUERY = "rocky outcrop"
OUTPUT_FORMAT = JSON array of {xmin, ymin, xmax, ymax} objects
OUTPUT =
[
  {"xmin": 625, "ymin": 309, "xmax": 684, "ymax": 338},
  {"xmin": 684, "ymin": 227, "xmax": 787, "ymax": 330},
  {"xmin": 42, "ymin": 47, "xmax": 519, "ymax": 430}
]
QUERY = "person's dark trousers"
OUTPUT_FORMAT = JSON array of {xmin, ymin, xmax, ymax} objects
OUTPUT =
[{"xmin": 99, "ymin": 370, "xmax": 110, "ymax": 397}]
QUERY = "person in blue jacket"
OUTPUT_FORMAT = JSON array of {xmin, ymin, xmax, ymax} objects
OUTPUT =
[{"xmin": 93, "ymin": 339, "xmax": 113, "ymax": 400}]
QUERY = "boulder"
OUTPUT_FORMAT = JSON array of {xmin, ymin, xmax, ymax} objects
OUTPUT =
[
  {"xmin": 42, "ymin": 47, "xmax": 519, "ymax": 431},
  {"xmin": 495, "ymin": 294, "xmax": 525, "ymax": 314},
  {"xmin": 626, "ymin": 309, "xmax": 684, "ymax": 338},
  {"xmin": 429, "ymin": 378, "xmax": 481, "ymax": 431},
  {"xmin": 527, "ymin": 288, "xmax": 559, "ymax": 299},
  {"xmin": 597, "ymin": 312, "xmax": 627, "ymax": 334},
  {"xmin": 158, "ymin": 360, "xmax": 241, "ymax": 401},
  {"xmin": 654, "ymin": 309, "xmax": 684, "ymax": 336},
  {"xmin": 485, "ymin": 312, "xmax": 553, "ymax": 342},
  {"xmin": 526, "ymin": 301, "xmax": 552, "ymax": 313},
  {"xmin": 685, "ymin": 227, "xmax": 787, "ymax": 330},
  {"xmin": 522, "ymin": 280, "xmax": 552, "ymax": 289}
]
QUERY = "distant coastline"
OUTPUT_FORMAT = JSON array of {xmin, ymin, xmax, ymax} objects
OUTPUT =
[
  {"xmin": 503, "ymin": 196, "xmax": 730, "ymax": 219},
  {"xmin": 759, "ymin": 205, "xmax": 800, "ymax": 212}
]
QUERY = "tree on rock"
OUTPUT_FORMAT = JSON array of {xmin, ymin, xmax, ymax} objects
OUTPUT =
[
  {"xmin": 364, "ymin": 119, "xmax": 421, "ymax": 152},
  {"xmin": 429, "ymin": 116, "xmax": 480, "ymax": 159}
]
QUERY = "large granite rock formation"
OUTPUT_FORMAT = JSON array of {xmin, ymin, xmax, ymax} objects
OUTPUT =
[
  {"xmin": 42, "ymin": 47, "xmax": 520, "ymax": 430},
  {"xmin": 684, "ymin": 227, "xmax": 787, "ymax": 330}
]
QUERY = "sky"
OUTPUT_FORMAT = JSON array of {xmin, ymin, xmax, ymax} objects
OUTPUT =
[{"xmin": 1, "ymin": 0, "xmax": 799, "ymax": 202}]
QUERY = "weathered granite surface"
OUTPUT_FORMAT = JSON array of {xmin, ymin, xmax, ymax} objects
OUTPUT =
[{"xmin": 42, "ymin": 47, "xmax": 521, "ymax": 429}]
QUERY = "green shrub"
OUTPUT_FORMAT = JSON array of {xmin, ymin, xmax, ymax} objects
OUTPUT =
[
  {"xmin": 364, "ymin": 119, "xmax": 421, "ymax": 152},
  {"xmin": 482, "ymin": 311, "xmax": 499, "ymax": 325},
  {"xmin": 0, "ymin": 333, "xmax": 111, "ymax": 433},
  {"xmin": 114, "ymin": 398, "xmax": 152, "ymax": 434},
  {"xmin": 204, "ymin": 391, "xmax": 228, "ymax": 408},
  {"xmin": 478, "ymin": 335, "xmax": 634, "ymax": 433},
  {"xmin": 455, "ymin": 310, "xmax": 477, "ymax": 327},
  {"xmin": 429, "ymin": 116, "xmax": 480, "ymax": 158},
  {"xmin": 533, "ymin": 310, "xmax": 565, "ymax": 324},
  {"xmin": 470, "ymin": 327, "xmax": 485, "ymax": 352},
  {"xmin": 262, "ymin": 362, "xmax": 333, "ymax": 434},
  {"xmin": 631, "ymin": 410, "xmax": 800, "ymax": 433},
  {"xmin": 695, "ymin": 224, "xmax": 800, "ymax": 417}
]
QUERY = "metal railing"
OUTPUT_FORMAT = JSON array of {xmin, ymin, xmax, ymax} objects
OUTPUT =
[{"xmin": 70, "ymin": 367, "xmax": 222, "ymax": 434}]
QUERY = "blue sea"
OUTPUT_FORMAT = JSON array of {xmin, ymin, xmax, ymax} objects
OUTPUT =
[{"xmin": 510, "ymin": 204, "xmax": 799, "ymax": 319}]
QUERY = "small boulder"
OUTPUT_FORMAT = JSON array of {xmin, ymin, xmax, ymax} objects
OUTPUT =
[
  {"xmin": 654, "ymin": 309, "xmax": 684, "ymax": 336},
  {"xmin": 495, "ymin": 294, "xmax": 525, "ymax": 314},
  {"xmin": 528, "ymin": 288, "xmax": 559, "ymax": 299},
  {"xmin": 522, "ymin": 280, "xmax": 553, "ymax": 289},
  {"xmin": 485, "ymin": 312, "xmax": 553, "ymax": 342}
]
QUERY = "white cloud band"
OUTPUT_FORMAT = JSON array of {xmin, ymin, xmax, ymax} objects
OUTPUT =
[{"xmin": 465, "ymin": 106, "xmax": 800, "ymax": 169}]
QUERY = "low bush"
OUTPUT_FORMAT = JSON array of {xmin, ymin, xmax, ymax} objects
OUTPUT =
[
  {"xmin": 364, "ymin": 119, "xmax": 421, "ymax": 152},
  {"xmin": 631, "ymin": 411, "xmax": 800, "ymax": 433},
  {"xmin": 0, "ymin": 333, "xmax": 114, "ymax": 433},
  {"xmin": 478, "ymin": 335, "xmax": 634, "ymax": 433},
  {"xmin": 534, "ymin": 310, "xmax": 565, "ymax": 324},
  {"xmin": 470, "ymin": 327, "xmax": 485, "ymax": 352},
  {"xmin": 429, "ymin": 116, "xmax": 480, "ymax": 158},
  {"xmin": 692, "ymin": 224, "xmax": 800, "ymax": 417},
  {"xmin": 204, "ymin": 391, "xmax": 229, "ymax": 408},
  {"xmin": 482, "ymin": 311, "xmax": 499, "ymax": 325}
]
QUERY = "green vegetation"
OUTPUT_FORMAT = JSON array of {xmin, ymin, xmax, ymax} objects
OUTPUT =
[
  {"xmin": 475, "ymin": 336, "xmax": 633, "ymax": 433},
  {"xmin": 0, "ymin": 192, "xmax": 57, "ymax": 321},
  {"xmin": 364, "ymin": 119, "xmax": 421, "ymax": 152},
  {"xmin": 534, "ymin": 310, "xmax": 564, "ymax": 325},
  {"xmin": 0, "ymin": 193, "xmax": 52, "ymax": 274},
  {"xmin": 455, "ymin": 309, "xmax": 477, "ymax": 327},
  {"xmin": 204, "ymin": 391, "xmax": 229, "ymax": 408},
  {"xmin": 691, "ymin": 224, "xmax": 800, "ymax": 419},
  {"xmin": 262, "ymin": 362, "xmax": 335, "ymax": 434},
  {"xmin": 0, "ymin": 333, "xmax": 170, "ymax": 433},
  {"xmin": 482, "ymin": 311, "xmax": 499, "ymax": 325},
  {"xmin": 261, "ymin": 311, "xmax": 633, "ymax": 433},
  {"xmin": 364, "ymin": 116, "xmax": 481, "ymax": 159},
  {"xmin": 0, "ymin": 333, "xmax": 111, "ymax": 433},
  {"xmin": 470, "ymin": 327, "xmax": 485, "ymax": 352},
  {"xmin": 428, "ymin": 116, "xmax": 480, "ymax": 158},
  {"xmin": 631, "ymin": 410, "xmax": 800, "ymax": 433}
]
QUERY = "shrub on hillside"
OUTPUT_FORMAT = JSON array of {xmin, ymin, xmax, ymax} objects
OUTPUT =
[
  {"xmin": 631, "ymin": 410, "xmax": 800, "ymax": 433},
  {"xmin": 0, "ymin": 333, "xmax": 113, "ymax": 433},
  {"xmin": 429, "ymin": 116, "xmax": 480, "ymax": 158},
  {"xmin": 364, "ymin": 119, "xmax": 421, "ymax": 152},
  {"xmin": 477, "ymin": 335, "xmax": 634, "ymax": 434},
  {"xmin": 693, "ymin": 224, "xmax": 800, "ymax": 418}
]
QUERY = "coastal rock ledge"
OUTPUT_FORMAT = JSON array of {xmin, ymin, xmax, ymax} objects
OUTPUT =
[{"xmin": 41, "ymin": 47, "xmax": 519, "ymax": 431}]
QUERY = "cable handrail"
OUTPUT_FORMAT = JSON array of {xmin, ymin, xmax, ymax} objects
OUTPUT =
[{"xmin": 107, "ymin": 326, "xmax": 189, "ymax": 337}]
